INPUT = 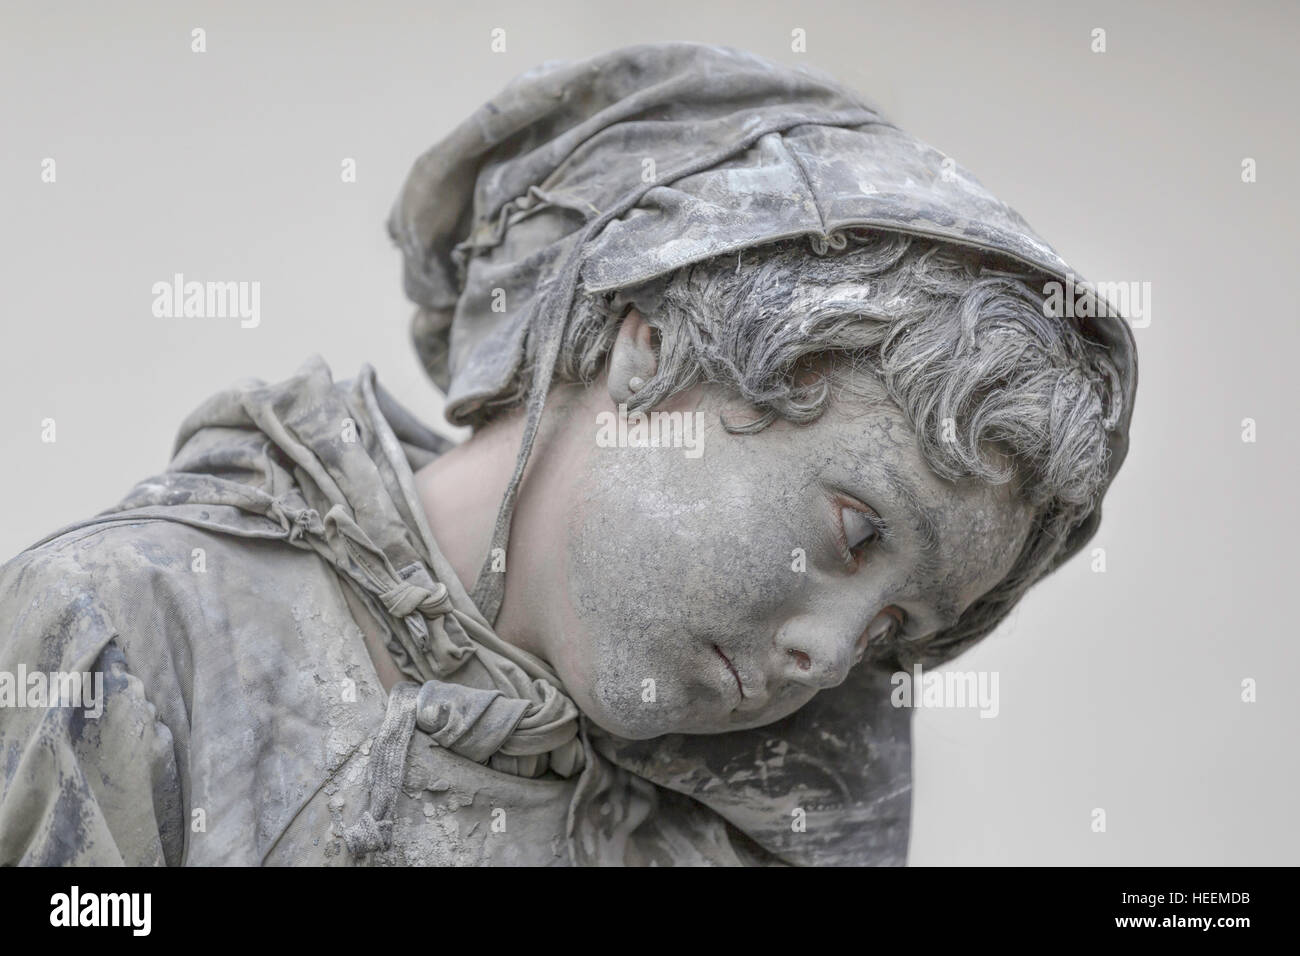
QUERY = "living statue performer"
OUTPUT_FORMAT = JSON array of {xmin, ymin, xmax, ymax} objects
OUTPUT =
[{"xmin": 0, "ymin": 43, "xmax": 1135, "ymax": 866}]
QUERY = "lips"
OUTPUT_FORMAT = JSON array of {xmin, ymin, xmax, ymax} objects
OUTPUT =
[{"xmin": 712, "ymin": 644, "xmax": 745, "ymax": 699}]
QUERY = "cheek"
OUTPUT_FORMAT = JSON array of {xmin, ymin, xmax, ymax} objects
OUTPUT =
[
  {"xmin": 942, "ymin": 497, "xmax": 1034, "ymax": 601},
  {"xmin": 564, "ymin": 448, "xmax": 805, "ymax": 639},
  {"xmin": 554, "ymin": 442, "xmax": 812, "ymax": 729}
]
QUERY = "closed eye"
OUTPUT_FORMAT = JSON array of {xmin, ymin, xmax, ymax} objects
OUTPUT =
[{"xmin": 831, "ymin": 493, "xmax": 890, "ymax": 567}]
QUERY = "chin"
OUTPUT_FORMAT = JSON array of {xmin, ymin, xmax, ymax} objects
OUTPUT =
[
  {"xmin": 572, "ymin": 662, "xmax": 742, "ymax": 739},
  {"xmin": 581, "ymin": 695, "xmax": 718, "ymax": 740},
  {"xmin": 584, "ymin": 710, "xmax": 673, "ymax": 740}
]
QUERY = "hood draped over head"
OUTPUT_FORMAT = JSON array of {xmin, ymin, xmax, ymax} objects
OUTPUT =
[{"xmin": 388, "ymin": 41, "xmax": 1137, "ymax": 634}]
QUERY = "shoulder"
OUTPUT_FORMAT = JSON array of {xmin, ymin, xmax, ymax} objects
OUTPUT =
[
  {"xmin": 0, "ymin": 521, "xmax": 192, "ymax": 866},
  {"xmin": 0, "ymin": 513, "xmax": 337, "ymax": 698}
]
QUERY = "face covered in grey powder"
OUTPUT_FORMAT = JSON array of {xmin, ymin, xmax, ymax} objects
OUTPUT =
[
  {"xmin": 399, "ymin": 45, "xmax": 1135, "ymax": 749},
  {"xmin": 494, "ymin": 342, "xmax": 1037, "ymax": 741}
]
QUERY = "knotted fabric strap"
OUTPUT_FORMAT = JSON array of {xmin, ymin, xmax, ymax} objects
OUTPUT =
[
  {"xmin": 378, "ymin": 579, "xmax": 448, "ymax": 620},
  {"xmin": 342, "ymin": 678, "xmax": 564, "ymax": 857},
  {"xmin": 300, "ymin": 502, "xmax": 584, "ymax": 771},
  {"xmin": 267, "ymin": 467, "xmax": 586, "ymax": 857}
]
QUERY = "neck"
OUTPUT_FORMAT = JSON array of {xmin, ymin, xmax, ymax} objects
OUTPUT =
[
  {"xmin": 416, "ymin": 411, "xmax": 523, "ymax": 597},
  {"xmin": 412, "ymin": 393, "xmax": 573, "ymax": 664}
]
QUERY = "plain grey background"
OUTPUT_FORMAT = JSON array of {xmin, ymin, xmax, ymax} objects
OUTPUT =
[{"xmin": 2, "ymin": 0, "xmax": 1295, "ymax": 864}]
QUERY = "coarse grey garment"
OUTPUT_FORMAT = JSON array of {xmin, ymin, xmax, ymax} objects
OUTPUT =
[{"xmin": 0, "ymin": 357, "xmax": 909, "ymax": 865}]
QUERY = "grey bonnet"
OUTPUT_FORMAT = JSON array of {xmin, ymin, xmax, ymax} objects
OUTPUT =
[{"xmin": 387, "ymin": 41, "xmax": 1137, "ymax": 629}]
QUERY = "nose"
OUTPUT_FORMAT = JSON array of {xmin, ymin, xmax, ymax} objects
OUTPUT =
[{"xmin": 777, "ymin": 607, "xmax": 905, "ymax": 689}]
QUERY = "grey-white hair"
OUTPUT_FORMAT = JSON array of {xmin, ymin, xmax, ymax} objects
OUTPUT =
[{"xmin": 514, "ymin": 229, "xmax": 1123, "ymax": 668}]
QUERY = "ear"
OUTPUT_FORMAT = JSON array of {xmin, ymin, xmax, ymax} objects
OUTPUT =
[{"xmin": 606, "ymin": 307, "xmax": 658, "ymax": 404}]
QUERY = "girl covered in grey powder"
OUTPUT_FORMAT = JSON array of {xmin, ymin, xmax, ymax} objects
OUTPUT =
[{"xmin": 0, "ymin": 43, "xmax": 1134, "ymax": 866}]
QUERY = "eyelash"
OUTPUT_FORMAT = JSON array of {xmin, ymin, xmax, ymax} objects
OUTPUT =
[{"xmin": 831, "ymin": 494, "xmax": 890, "ymax": 567}]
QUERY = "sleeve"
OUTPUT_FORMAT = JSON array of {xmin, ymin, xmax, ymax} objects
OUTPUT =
[{"xmin": 0, "ymin": 536, "xmax": 185, "ymax": 866}]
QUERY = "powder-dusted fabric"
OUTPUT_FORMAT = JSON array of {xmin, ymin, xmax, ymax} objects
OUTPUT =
[
  {"xmin": 388, "ymin": 41, "xmax": 1137, "ymax": 626},
  {"xmin": 0, "ymin": 357, "xmax": 910, "ymax": 865}
]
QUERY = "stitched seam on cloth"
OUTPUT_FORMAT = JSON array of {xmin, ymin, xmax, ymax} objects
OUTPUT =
[
  {"xmin": 778, "ymin": 127, "xmax": 828, "ymax": 237},
  {"xmin": 341, "ymin": 682, "xmax": 420, "ymax": 857},
  {"xmin": 260, "ymin": 733, "xmax": 372, "ymax": 865}
]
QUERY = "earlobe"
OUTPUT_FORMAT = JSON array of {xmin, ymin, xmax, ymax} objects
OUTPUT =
[{"xmin": 607, "ymin": 307, "xmax": 659, "ymax": 404}]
